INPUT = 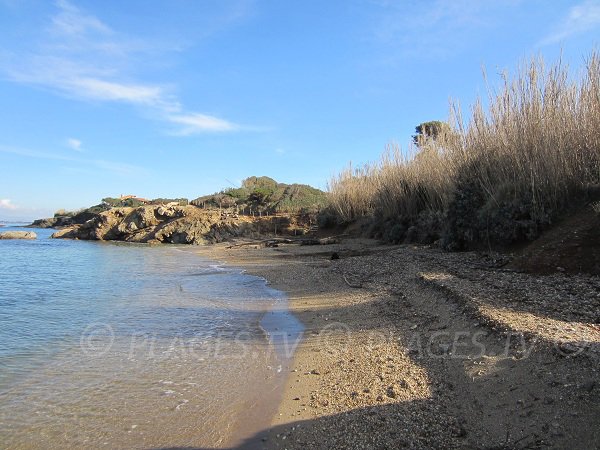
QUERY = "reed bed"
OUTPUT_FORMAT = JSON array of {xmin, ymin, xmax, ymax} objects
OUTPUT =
[{"xmin": 328, "ymin": 51, "xmax": 600, "ymax": 247}]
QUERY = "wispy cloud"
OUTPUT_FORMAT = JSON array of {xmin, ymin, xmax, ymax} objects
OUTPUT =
[
  {"xmin": 167, "ymin": 113, "xmax": 240, "ymax": 135},
  {"xmin": 1, "ymin": 0, "xmax": 244, "ymax": 134},
  {"xmin": 369, "ymin": 0, "xmax": 522, "ymax": 60},
  {"xmin": 0, "ymin": 198, "xmax": 18, "ymax": 210},
  {"xmin": 52, "ymin": 0, "xmax": 112, "ymax": 36},
  {"xmin": 66, "ymin": 137, "xmax": 83, "ymax": 151},
  {"xmin": 540, "ymin": 0, "xmax": 600, "ymax": 45},
  {"xmin": 68, "ymin": 78, "xmax": 165, "ymax": 105},
  {"xmin": 0, "ymin": 145, "xmax": 146, "ymax": 176}
]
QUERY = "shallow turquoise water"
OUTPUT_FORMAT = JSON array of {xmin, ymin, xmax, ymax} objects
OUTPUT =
[{"xmin": 0, "ymin": 226, "xmax": 302, "ymax": 448}]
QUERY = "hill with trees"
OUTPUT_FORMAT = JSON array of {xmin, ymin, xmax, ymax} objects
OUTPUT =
[{"xmin": 191, "ymin": 176, "xmax": 328, "ymax": 214}]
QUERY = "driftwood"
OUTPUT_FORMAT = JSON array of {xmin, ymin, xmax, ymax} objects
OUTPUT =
[
  {"xmin": 226, "ymin": 238, "xmax": 294, "ymax": 249},
  {"xmin": 342, "ymin": 269, "xmax": 376, "ymax": 289},
  {"xmin": 343, "ymin": 275, "xmax": 363, "ymax": 288},
  {"xmin": 299, "ymin": 237, "xmax": 340, "ymax": 246},
  {"xmin": 227, "ymin": 234, "xmax": 346, "ymax": 249}
]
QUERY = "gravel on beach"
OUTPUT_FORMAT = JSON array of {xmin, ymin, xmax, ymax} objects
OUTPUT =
[{"xmin": 197, "ymin": 239, "xmax": 600, "ymax": 450}]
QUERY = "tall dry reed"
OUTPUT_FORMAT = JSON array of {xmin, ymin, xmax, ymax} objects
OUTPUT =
[{"xmin": 328, "ymin": 51, "xmax": 600, "ymax": 243}]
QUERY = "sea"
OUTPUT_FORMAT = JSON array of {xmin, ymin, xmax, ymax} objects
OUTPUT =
[{"xmin": 0, "ymin": 224, "xmax": 303, "ymax": 449}]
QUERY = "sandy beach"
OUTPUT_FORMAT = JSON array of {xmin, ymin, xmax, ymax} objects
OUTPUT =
[{"xmin": 196, "ymin": 238, "xmax": 600, "ymax": 449}]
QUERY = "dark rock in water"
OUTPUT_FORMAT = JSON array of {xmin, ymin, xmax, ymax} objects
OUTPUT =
[
  {"xmin": 27, "ymin": 217, "xmax": 59, "ymax": 228},
  {"xmin": 28, "ymin": 210, "xmax": 100, "ymax": 229},
  {"xmin": 0, "ymin": 231, "xmax": 37, "ymax": 240},
  {"xmin": 331, "ymin": 252, "xmax": 340, "ymax": 260}
]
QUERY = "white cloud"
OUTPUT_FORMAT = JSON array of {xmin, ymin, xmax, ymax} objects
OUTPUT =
[
  {"xmin": 0, "ymin": 145, "xmax": 146, "ymax": 176},
  {"xmin": 1, "ymin": 0, "xmax": 246, "ymax": 135},
  {"xmin": 540, "ymin": 0, "xmax": 600, "ymax": 45},
  {"xmin": 0, "ymin": 199, "xmax": 18, "ymax": 210},
  {"xmin": 167, "ymin": 113, "xmax": 239, "ymax": 134},
  {"xmin": 67, "ymin": 78, "xmax": 164, "ymax": 104},
  {"xmin": 66, "ymin": 137, "xmax": 82, "ymax": 151},
  {"xmin": 51, "ymin": 0, "xmax": 112, "ymax": 36}
]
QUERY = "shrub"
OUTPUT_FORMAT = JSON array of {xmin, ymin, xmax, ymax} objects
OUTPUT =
[{"xmin": 317, "ymin": 208, "xmax": 338, "ymax": 229}]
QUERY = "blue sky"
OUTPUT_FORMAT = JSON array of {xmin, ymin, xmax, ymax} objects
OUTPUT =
[{"xmin": 0, "ymin": 0, "xmax": 599, "ymax": 220}]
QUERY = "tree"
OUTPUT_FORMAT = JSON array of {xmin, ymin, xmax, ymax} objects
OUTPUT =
[
  {"xmin": 412, "ymin": 121, "xmax": 450, "ymax": 147},
  {"xmin": 102, "ymin": 197, "xmax": 122, "ymax": 207},
  {"xmin": 249, "ymin": 187, "xmax": 272, "ymax": 204}
]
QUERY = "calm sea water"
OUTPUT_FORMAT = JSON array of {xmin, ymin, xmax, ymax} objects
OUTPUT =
[{"xmin": 0, "ymin": 225, "xmax": 302, "ymax": 449}]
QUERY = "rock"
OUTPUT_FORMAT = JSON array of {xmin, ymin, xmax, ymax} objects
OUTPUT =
[
  {"xmin": 27, "ymin": 217, "xmax": 59, "ymax": 228},
  {"xmin": 49, "ymin": 205, "xmax": 267, "ymax": 245},
  {"xmin": 386, "ymin": 386, "xmax": 397, "ymax": 398},
  {"xmin": 581, "ymin": 380, "xmax": 596, "ymax": 393},
  {"xmin": 455, "ymin": 424, "xmax": 467, "ymax": 438},
  {"xmin": 438, "ymin": 343, "xmax": 451, "ymax": 354},
  {"xmin": 331, "ymin": 252, "xmax": 340, "ymax": 260},
  {"xmin": 157, "ymin": 206, "xmax": 178, "ymax": 218},
  {"xmin": 0, "ymin": 231, "xmax": 37, "ymax": 240}
]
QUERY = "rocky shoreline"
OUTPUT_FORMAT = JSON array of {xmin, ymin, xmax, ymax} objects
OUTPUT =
[{"xmin": 45, "ymin": 205, "xmax": 303, "ymax": 245}]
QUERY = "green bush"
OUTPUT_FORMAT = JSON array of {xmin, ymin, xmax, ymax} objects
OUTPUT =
[{"xmin": 192, "ymin": 176, "xmax": 328, "ymax": 214}]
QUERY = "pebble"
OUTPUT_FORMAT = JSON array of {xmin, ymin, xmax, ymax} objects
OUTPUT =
[{"xmin": 581, "ymin": 380, "xmax": 595, "ymax": 392}]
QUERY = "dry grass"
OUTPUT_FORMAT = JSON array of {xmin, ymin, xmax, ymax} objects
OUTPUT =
[{"xmin": 328, "ymin": 51, "xmax": 600, "ymax": 246}]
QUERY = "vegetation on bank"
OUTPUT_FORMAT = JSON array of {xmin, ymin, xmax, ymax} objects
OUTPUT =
[
  {"xmin": 101, "ymin": 197, "xmax": 189, "ymax": 208},
  {"xmin": 191, "ymin": 176, "xmax": 328, "ymax": 214},
  {"xmin": 325, "ymin": 51, "xmax": 600, "ymax": 249}
]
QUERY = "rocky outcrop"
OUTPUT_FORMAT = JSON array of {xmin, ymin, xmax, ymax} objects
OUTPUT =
[
  {"xmin": 50, "ymin": 205, "xmax": 265, "ymax": 245},
  {"xmin": 28, "ymin": 210, "xmax": 99, "ymax": 229},
  {"xmin": 0, "ymin": 231, "xmax": 37, "ymax": 239},
  {"xmin": 28, "ymin": 217, "xmax": 66, "ymax": 228}
]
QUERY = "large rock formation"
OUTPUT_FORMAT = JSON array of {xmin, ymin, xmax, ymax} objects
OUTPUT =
[
  {"xmin": 28, "ymin": 210, "xmax": 101, "ymax": 229},
  {"xmin": 0, "ymin": 231, "xmax": 37, "ymax": 240},
  {"xmin": 50, "ymin": 205, "xmax": 267, "ymax": 245}
]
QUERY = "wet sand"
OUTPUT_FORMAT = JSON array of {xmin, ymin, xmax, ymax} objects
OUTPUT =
[{"xmin": 197, "ymin": 238, "xmax": 600, "ymax": 449}]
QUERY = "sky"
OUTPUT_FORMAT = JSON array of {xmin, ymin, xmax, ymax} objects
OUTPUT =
[{"xmin": 0, "ymin": 0, "xmax": 599, "ymax": 221}]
